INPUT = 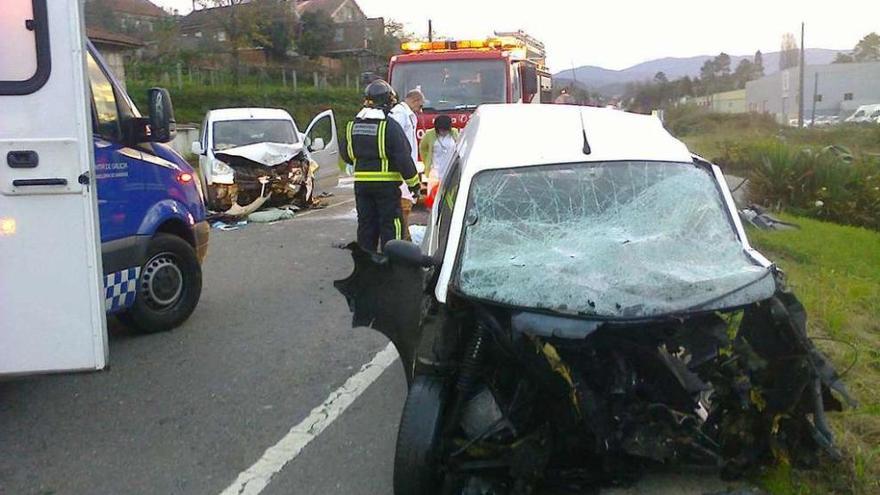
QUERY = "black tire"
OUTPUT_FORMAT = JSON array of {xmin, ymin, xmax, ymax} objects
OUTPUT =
[
  {"xmin": 120, "ymin": 233, "xmax": 202, "ymax": 334},
  {"xmin": 394, "ymin": 376, "xmax": 447, "ymax": 495}
]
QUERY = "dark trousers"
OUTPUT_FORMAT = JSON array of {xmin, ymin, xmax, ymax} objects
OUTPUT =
[{"xmin": 355, "ymin": 183, "xmax": 403, "ymax": 252}]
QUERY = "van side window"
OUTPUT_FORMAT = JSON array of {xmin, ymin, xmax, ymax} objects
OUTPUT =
[
  {"xmin": 87, "ymin": 53, "xmax": 121, "ymax": 140},
  {"xmin": 0, "ymin": 0, "xmax": 49, "ymax": 95}
]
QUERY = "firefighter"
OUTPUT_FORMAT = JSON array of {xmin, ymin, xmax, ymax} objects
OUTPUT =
[{"xmin": 340, "ymin": 80, "xmax": 420, "ymax": 252}]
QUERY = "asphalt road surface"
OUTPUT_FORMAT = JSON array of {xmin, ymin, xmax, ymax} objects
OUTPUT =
[{"xmin": 0, "ymin": 179, "xmax": 743, "ymax": 495}]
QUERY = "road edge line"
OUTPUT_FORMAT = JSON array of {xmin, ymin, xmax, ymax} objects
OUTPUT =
[{"xmin": 218, "ymin": 342, "xmax": 399, "ymax": 495}]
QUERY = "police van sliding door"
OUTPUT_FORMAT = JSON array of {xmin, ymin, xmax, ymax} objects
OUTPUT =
[{"xmin": 0, "ymin": 0, "xmax": 108, "ymax": 374}]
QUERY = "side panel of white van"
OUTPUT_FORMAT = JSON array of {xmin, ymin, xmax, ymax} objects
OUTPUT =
[{"xmin": 0, "ymin": 0, "xmax": 108, "ymax": 374}]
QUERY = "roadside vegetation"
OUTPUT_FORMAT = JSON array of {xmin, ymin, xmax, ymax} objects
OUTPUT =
[
  {"xmin": 666, "ymin": 106, "xmax": 880, "ymax": 230},
  {"xmin": 127, "ymin": 81, "xmax": 362, "ymax": 132},
  {"xmin": 748, "ymin": 215, "xmax": 880, "ymax": 494}
]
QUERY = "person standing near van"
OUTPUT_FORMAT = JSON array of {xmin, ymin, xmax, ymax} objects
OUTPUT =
[
  {"xmin": 389, "ymin": 89, "xmax": 424, "ymax": 240},
  {"xmin": 340, "ymin": 80, "xmax": 420, "ymax": 252},
  {"xmin": 419, "ymin": 115, "xmax": 459, "ymax": 182}
]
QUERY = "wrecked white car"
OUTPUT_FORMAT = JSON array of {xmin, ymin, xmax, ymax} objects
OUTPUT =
[
  {"xmin": 335, "ymin": 105, "xmax": 854, "ymax": 494},
  {"xmin": 191, "ymin": 107, "xmax": 339, "ymax": 215}
]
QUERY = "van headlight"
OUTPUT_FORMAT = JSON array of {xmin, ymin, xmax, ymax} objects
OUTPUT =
[
  {"xmin": 213, "ymin": 160, "xmax": 233, "ymax": 176},
  {"xmin": 212, "ymin": 160, "xmax": 235, "ymax": 185}
]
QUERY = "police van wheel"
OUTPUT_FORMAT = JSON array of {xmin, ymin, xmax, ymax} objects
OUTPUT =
[{"xmin": 122, "ymin": 234, "xmax": 202, "ymax": 334}]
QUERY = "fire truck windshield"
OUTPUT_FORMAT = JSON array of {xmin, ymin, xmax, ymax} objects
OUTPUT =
[{"xmin": 391, "ymin": 60, "xmax": 506, "ymax": 111}]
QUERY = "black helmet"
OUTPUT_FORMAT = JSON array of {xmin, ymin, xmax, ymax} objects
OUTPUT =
[{"xmin": 364, "ymin": 80, "xmax": 397, "ymax": 110}]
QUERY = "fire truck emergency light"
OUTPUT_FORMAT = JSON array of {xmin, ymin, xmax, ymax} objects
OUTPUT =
[{"xmin": 401, "ymin": 37, "xmax": 525, "ymax": 53}]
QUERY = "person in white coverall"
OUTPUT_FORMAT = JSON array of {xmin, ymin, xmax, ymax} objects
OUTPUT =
[{"xmin": 388, "ymin": 89, "xmax": 425, "ymax": 241}]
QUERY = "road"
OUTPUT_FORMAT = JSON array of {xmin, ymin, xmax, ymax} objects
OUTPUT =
[{"xmin": 0, "ymin": 179, "xmax": 741, "ymax": 495}]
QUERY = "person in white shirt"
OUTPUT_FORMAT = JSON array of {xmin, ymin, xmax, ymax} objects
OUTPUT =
[{"xmin": 388, "ymin": 89, "xmax": 424, "ymax": 240}]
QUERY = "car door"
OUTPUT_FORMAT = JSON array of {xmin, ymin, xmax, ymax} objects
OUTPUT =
[
  {"xmin": 303, "ymin": 109, "xmax": 339, "ymax": 190},
  {"xmin": 0, "ymin": 0, "xmax": 108, "ymax": 374}
]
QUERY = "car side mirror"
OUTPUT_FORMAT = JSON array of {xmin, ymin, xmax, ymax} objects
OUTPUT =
[
  {"xmin": 310, "ymin": 137, "xmax": 325, "ymax": 151},
  {"xmin": 385, "ymin": 240, "xmax": 434, "ymax": 267},
  {"xmin": 521, "ymin": 65, "xmax": 538, "ymax": 98},
  {"xmin": 191, "ymin": 141, "xmax": 204, "ymax": 155},
  {"xmin": 148, "ymin": 87, "xmax": 176, "ymax": 143}
]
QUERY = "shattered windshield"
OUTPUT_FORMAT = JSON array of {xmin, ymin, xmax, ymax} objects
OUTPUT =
[
  {"xmin": 391, "ymin": 60, "xmax": 506, "ymax": 111},
  {"xmin": 213, "ymin": 119, "xmax": 298, "ymax": 151},
  {"xmin": 456, "ymin": 161, "xmax": 776, "ymax": 318}
]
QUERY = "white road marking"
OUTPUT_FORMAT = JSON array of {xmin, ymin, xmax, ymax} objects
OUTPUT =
[
  {"xmin": 293, "ymin": 197, "xmax": 356, "ymax": 220},
  {"xmin": 218, "ymin": 343, "xmax": 399, "ymax": 495}
]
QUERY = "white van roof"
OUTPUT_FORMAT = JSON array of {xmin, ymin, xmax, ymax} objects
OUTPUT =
[
  {"xmin": 458, "ymin": 104, "xmax": 693, "ymax": 173},
  {"xmin": 208, "ymin": 107, "xmax": 295, "ymax": 122}
]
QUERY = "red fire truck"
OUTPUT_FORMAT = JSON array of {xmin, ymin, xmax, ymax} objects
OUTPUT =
[{"xmin": 388, "ymin": 33, "xmax": 553, "ymax": 141}]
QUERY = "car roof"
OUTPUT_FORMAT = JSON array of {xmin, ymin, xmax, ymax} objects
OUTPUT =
[
  {"xmin": 208, "ymin": 108, "xmax": 295, "ymax": 122},
  {"xmin": 459, "ymin": 104, "xmax": 692, "ymax": 172}
]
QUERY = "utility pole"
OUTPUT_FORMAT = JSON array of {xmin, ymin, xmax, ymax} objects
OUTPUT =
[
  {"xmin": 811, "ymin": 72, "xmax": 819, "ymax": 126},
  {"xmin": 428, "ymin": 20, "xmax": 433, "ymax": 42},
  {"xmin": 798, "ymin": 22, "xmax": 806, "ymax": 128}
]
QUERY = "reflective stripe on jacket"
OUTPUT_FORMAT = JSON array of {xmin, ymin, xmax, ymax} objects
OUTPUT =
[{"xmin": 340, "ymin": 109, "xmax": 419, "ymax": 186}]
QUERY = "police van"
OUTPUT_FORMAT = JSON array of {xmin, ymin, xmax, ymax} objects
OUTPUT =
[{"xmin": 1, "ymin": 1, "xmax": 207, "ymax": 376}]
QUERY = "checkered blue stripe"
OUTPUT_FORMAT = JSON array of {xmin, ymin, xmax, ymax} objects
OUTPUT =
[{"xmin": 104, "ymin": 267, "xmax": 141, "ymax": 313}]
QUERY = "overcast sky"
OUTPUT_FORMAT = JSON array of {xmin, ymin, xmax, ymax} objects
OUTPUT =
[{"xmin": 152, "ymin": 0, "xmax": 879, "ymax": 70}]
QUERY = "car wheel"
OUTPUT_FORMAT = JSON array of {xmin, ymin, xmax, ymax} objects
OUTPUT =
[
  {"xmin": 394, "ymin": 376, "xmax": 447, "ymax": 495},
  {"xmin": 121, "ymin": 233, "xmax": 202, "ymax": 334}
]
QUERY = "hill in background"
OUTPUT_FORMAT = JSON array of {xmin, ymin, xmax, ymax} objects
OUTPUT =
[{"xmin": 554, "ymin": 48, "xmax": 842, "ymax": 96}]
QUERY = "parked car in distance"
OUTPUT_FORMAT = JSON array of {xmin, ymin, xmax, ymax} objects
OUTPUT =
[
  {"xmin": 191, "ymin": 108, "xmax": 340, "ymax": 214},
  {"xmin": 845, "ymin": 103, "xmax": 880, "ymax": 123}
]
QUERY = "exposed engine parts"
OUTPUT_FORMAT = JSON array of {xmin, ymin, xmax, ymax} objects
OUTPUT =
[{"xmin": 335, "ymin": 246, "xmax": 855, "ymax": 495}]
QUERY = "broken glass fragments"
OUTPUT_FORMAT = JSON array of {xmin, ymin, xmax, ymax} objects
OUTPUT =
[{"xmin": 457, "ymin": 161, "xmax": 777, "ymax": 318}]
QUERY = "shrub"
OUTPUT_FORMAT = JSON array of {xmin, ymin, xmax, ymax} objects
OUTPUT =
[
  {"xmin": 126, "ymin": 81, "xmax": 363, "ymax": 127},
  {"xmin": 745, "ymin": 142, "xmax": 880, "ymax": 230}
]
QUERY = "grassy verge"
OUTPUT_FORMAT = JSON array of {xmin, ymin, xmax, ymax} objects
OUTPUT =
[
  {"xmin": 126, "ymin": 81, "xmax": 363, "ymax": 127},
  {"xmin": 748, "ymin": 214, "xmax": 880, "ymax": 494}
]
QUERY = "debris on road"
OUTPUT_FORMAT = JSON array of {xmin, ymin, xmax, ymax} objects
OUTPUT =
[
  {"xmin": 740, "ymin": 205, "xmax": 799, "ymax": 230},
  {"xmin": 248, "ymin": 206, "xmax": 298, "ymax": 223},
  {"xmin": 211, "ymin": 220, "xmax": 248, "ymax": 231}
]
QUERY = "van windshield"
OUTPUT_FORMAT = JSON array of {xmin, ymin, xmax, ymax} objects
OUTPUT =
[
  {"xmin": 455, "ymin": 161, "xmax": 776, "ymax": 319},
  {"xmin": 213, "ymin": 119, "xmax": 298, "ymax": 151},
  {"xmin": 391, "ymin": 60, "xmax": 506, "ymax": 111}
]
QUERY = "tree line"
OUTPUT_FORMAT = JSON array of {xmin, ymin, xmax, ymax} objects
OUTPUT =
[
  {"xmin": 85, "ymin": 0, "xmax": 410, "ymax": 85},
  {"xmin": 624, "ymin": 31, "xmax": 880, "ymax": 113}
]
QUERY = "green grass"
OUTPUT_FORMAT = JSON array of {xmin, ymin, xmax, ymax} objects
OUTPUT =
[
  {"xmin": 126, "ymin": 81, "xmax": 363, "ymax": 127},
  {"xmin": 748, "ymin": 214, "xmax": 880, "ymax": 494}
]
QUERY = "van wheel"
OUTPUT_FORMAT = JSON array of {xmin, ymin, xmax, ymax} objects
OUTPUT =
[
  {"xmin": 394, "ymin": 376, "xmax": 447, "ymax": 495},
  {"xmin": 121, "ymin": 234, "xmax": 202, "ymax": 334}
]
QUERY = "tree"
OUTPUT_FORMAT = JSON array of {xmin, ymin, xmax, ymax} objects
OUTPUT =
[
  {"xmin": 371, "ymin": 19, "xmax": 415, "ymax": 62},
  {"xmin": 654, "ymin": 71, "xmax": 668, "ymax": 84},
  {"xmin": 258, "ymin": 0, "xmax": 298, "ymax": 60},
  {"xmin": 833, "ymin": 52, "xmax": 855, "ymax": 64},
  {"xmin": 84, "ymin": 0, "xmax": 121, "ymax": 32},
  {"xmin": 733, "ymin": 59, "xmax": 754, "ymax": 89},
  {"xmin": 753, "ymin": 50, "xmax": 765, "ymax": 77},
  {"xmin": 716, "ymin": 52, "xmax": 732, "ymax": 76},
  {"xmin": 297, "ymin": 11, "xmax": 335, "ymax": 59},
  {"xmin": 198, "ymin": 0, "xmax": 266, "ymax": 85},
  {"xmin": 853, "ymin": 32, "xmax": 880, "ymax": 62},
  {"xmin": 779, "ymin": 33, "xmax": 799, "ymax": 70}
]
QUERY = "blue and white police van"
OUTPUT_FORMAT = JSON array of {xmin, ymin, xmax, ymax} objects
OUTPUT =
[{"xmin": 1, "ymin": 1, "xmax": 207, "ymax": 376}]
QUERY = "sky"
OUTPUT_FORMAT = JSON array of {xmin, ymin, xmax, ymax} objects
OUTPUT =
[{"xmin": 152, "ymin": 0, "xmax": 880, "ymax": 71}]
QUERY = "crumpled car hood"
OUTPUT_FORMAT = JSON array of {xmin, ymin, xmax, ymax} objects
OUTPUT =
[{"xmin": 214, "ymin": 142, "xmax": 305, "ymax": 167}]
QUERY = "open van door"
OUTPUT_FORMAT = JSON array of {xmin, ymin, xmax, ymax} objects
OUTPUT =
[
  {"xmin": 1, "ymin": 1, "xmax": 108, "ymax": 375},
  {"xmin": 303, "ymin": 110, "xmax": 340, "ymax": 190}
]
